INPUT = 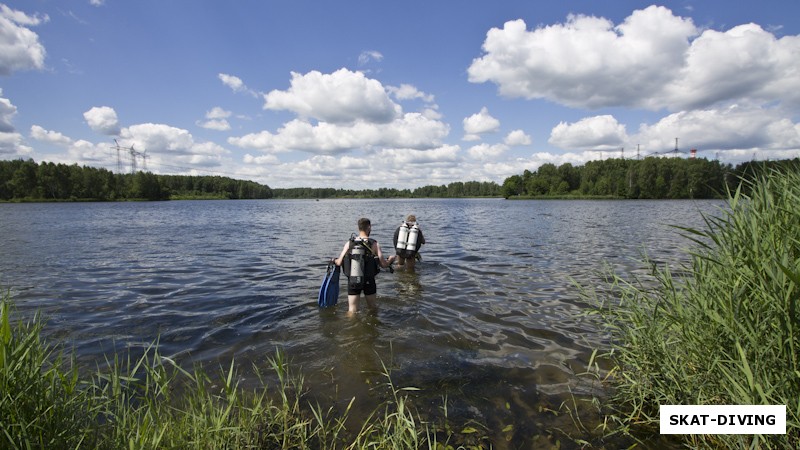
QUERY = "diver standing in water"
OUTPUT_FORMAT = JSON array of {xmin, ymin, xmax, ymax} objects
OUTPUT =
[
  {"xmin": 334, "ymin": 218, "xmax": 395, "ymax": 316},
  {"xmin": 393, "ymin": 214, "xmax": 425, "ymax": 271}
]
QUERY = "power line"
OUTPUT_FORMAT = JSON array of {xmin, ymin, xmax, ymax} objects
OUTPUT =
[
  {"xmin": 147, "ymin": 161, "xmax": 249, "ymax": 178},
  {"xmin": 108, "ymin": 140, "xmax": 253, "ymax": 179},
  {"xmin": 111, "ymin": 139, "xmax": 148, "ymax": 174},
  {"xmin": 130, "ymin": 158, "xmax": 261, "ymax": 180}
]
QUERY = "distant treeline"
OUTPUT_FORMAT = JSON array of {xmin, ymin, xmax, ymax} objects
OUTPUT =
[
  {"xmin": 0, "ymin": 159, "xmax": 273, "ymax": 201},
  {"xmin": 271, "ymin": 181, "xmax": 502, "ymax": 199},
  {"xmin": 4, "ymin": 157, "xmax": 796, "ymax": 202},
  {"xmin": 500, "ymin": 157, "xmax": 800, "ymax": 199}
]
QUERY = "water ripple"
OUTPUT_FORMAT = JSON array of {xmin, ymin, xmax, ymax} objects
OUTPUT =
[{"xmin": 0, "ymin": 198, "xmax": 724, "ymax": 443}]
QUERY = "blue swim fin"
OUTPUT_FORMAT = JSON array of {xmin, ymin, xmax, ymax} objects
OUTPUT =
[
  {"xmin": 318, "ymin": 261, "xmax": 340, "ymax": 308},
  {"xmin": 317, "ymin": 271, "xmax": 329, "ymax": 307},
  {"xmin": 328, "ymin": 263, "xmax": 340, "ymax": 306}
]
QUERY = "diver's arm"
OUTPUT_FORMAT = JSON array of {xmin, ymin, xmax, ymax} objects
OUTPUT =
[
  {"xmin": 334, "ymin": 241, "xmax": 349, "ymax": 266},
  {"xmin": 374, "ymin": 242, "xmax": 395, "ymax": 268}
]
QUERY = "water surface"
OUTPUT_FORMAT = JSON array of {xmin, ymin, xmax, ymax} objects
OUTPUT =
[{"xmin": 0, "ymin": 198, "xmax": 723, "ymax": 446}]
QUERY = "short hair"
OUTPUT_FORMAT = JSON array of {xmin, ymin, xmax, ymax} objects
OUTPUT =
[
  {"xmin": 357, "ymin": 217, "xmax": 371, "ymax": 231},
  {"xmin": 406, "ymin": 214, "xmax": 416, "ymax": 222}
]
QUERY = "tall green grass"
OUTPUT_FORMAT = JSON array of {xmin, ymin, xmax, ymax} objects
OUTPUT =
[
  {"xmin": 583, "ymin": 164, "xmax": 800, "ymax": 448},
  {"xmin": 1, "ymin": 299, "xmax": 99, "ymax": 448},
  {"xmin": 0, "ymin": 292, "xmax": 486, "ymax": 449}
]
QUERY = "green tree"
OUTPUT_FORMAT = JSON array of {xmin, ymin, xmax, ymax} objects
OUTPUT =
[
  {"xmin": 501, "ymin": 175, "xmax": 523, "ymax": 198},
  {"xmin": 667, "ymin": 161, "xmax": 688, "ymax": 198},
  {"xmin": 37, "ymin": 162, "xmax": 65, "ymax": 199},
  {"xmin": 9, "ymin": 159, "xmax": 37, "ymax": 199},
  {"xmin": 557, "ymin": 163, "xmax": 580, "ymax": 193},
  {"xmin": 447, "ymin": 182, "xmax": 464, "ymax": 197},
  {"xmin": 132, "ymin": 172, "xmax": 168, "ymax": 200},
  {"xmin": 536, "ymin": 163, "xmax": 559, "ymax": 193},
  {"xmin": 637, "ymin": 158, "xmax": 659, "ymax": 198},
  {"xmin": 526, "ymin": 177, "xmax": 549, "ymax": 196}
]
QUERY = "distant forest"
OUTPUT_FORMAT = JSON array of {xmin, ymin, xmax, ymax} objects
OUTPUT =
[
  {"xmin": 0, "ymin": 159, "xmax": 272, "ymax": 201},
  {"xmin": 0, "ymin": 159, "xmax": 501, "ymax": 201},
  {"xmin": 272, "ymin": 181, "xmax": 502, "ymax": 199},
  {"xmin": 500, "ymin": 157, "xmax": 800, "ymax": 199},
  {"xmin": 1, "ymin": 157, "xmax": 796, "ymax": 202}
]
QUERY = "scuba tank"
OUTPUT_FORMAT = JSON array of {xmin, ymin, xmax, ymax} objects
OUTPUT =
[
  {"xmin": 395, "ymin": 222, "xmax": 409, "ymax": 253},
  {"xmin": 405, "ymin": 223, "xmax": 419, "ymax": 253},
  {"xmin": 349, "ymin": 239, "xmax": 366, "ymax": 289}
]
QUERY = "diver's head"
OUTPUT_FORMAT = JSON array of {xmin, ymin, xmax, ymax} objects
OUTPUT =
[{"xmin": 358, "ymin": 217, "xmax": 372, "ymax": 234}]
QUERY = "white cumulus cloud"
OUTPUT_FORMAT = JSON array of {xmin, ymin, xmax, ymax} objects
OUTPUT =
[
  {"xmin": 467, "ymin": 143, "xmax": 508, "ymax": 160},
  {"xmin": 0, "ymin": 132, "xmax": 31, "ymax": 157},
  {"xmin": 84, "ymin": 106, "xmax": 121, "ymax": 135},
  {"xmin": 117, "ymin": 123, "xmax": 232, "ymax": 170},
  {"xmin": 31, "ymin": 125, "xmax": 73, "ymax": 146},
  {"xmin": 0, "ymin": 4, "xmax": 48, "ymax": 75},
  {"xmin": 468, "ymin": 5, "xmax": 800, "ymax": 112},
  {"xmin": 658, "ymin": 23, "xmax": 800, "ymax": 110},
  {"xmin": 263, "ymin": 68, "xmax": 402, "ymax": 124},
  {"xmin": 198, "ymin": 107, "xmax": 232, "ymax": 131},
  {"xmin": 230, "ymin": 112, "xmax": 448, "ymax": 155},
  {"xmin": 462, "ymin": 107, "xmax": 500, "ymax": 141},
  {"xmin": 549, "ymin": 115, "xmax": 627, "ymax": 150},
  {"xmin": 121, "ymin": 123, "xmax": 195, "ymax": 154},
  {"xmin": 504, "ymin": 129, "xmax": 531, "ymax": 146},
  {"xmin": 375, "ymin": 144, "xmax": 460, "ymax": 166},
  {"xmin": 0, "ymin": 95, "xmax": 17, "ymax": 133},
  {"xmin": 634, "ymin": 105, "xmax": 800, "ymax": 154},
  {"xmin": 219, "ymin": 73, "xmax": 245, "ymax": 92},
  {"xmin": 0, "ymin": 92, "xmax": 30, "ymax": 157},
  {"xmin": 236, "ymin": 68, "xmax": 449, "ymax": 158},
  {"xmin": 387, "ymin": 84, "xmax": 435, "ymax": 103},
  {"xmin": 243, "ymin": 153, "xmax": 280, "ymax": 165},
  {"xmin": 65, "ymin": 140, "xmax": 114, "ymax": 165}
]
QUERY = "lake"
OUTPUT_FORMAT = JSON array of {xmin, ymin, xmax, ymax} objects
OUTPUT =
[{"xmin": 0, "ymin": 198, "xmax": 724, "ymax": 447}]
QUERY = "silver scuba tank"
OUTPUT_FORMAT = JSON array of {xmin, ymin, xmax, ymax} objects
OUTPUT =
[
  {"xmin": 349, "ymin": 240, "xmax": 365, "ymax": 284},
  {"xmin": 405, "ymin": 223, "xmax": 419, "ymax": 251},
  {"xmin": 396, "ymin": 222, "xmax": 409, "ymax": 251}
]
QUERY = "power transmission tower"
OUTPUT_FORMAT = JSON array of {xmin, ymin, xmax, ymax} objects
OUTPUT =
[
  {"xmin": 111, "ymin": 139, "xmax": 148, "ymax": 174},
  {"xmin": 670, "ymin": 137, "xmax": 682, "ymax": 156}
]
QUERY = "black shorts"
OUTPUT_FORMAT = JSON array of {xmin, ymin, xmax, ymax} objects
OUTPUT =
[{"xmin": 348, "ymin": 277, "xmax": 377, "ymax": 296}]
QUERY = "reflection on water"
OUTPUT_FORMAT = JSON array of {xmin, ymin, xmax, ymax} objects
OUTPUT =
[{"xmin": 0, "ymin": 198, "xmax": 723, "ymax": 447}]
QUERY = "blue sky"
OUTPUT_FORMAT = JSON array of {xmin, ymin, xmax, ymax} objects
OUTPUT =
[{"xmin": 2, "ymin": 1, "xmax": 799, "ymax": 188}]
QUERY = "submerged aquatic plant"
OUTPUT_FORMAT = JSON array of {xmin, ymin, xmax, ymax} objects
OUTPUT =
[{"xmin": 583, "ymin": 163, "xmax": 800, "ymax": 448}]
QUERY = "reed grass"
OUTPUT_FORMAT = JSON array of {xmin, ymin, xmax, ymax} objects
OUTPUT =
[
  {"xmin": 0, "ymin": 292, "xmax": 487, "ymax": 449},
  {"xmin": 582, "ymin": 163, "xmax": 800, "ymax": 448}
]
